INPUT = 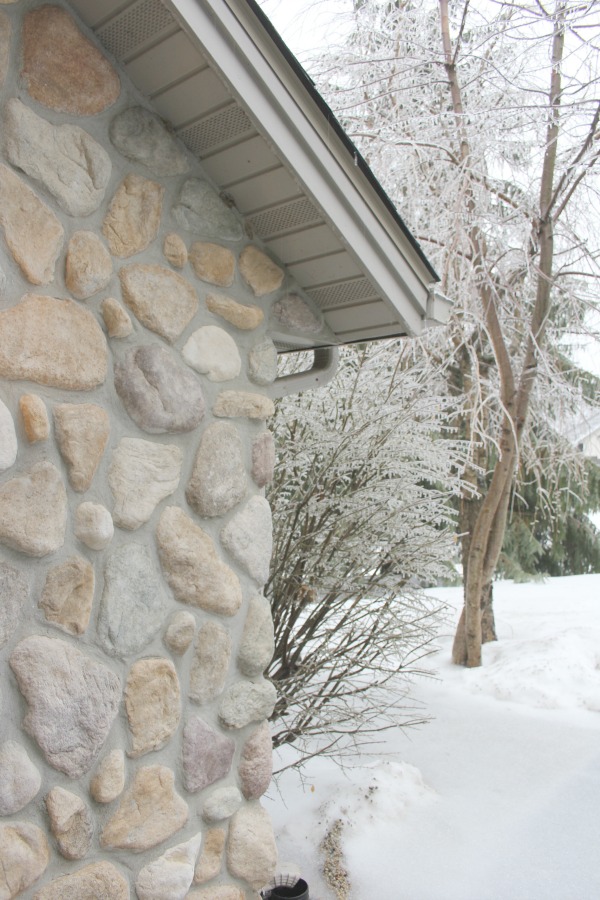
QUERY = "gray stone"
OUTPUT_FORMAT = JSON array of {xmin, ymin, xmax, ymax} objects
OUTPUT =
[
  {"xmin": 135, "ymin": 832, "xmax": 202, "ymax": 900},
  {"xmin": 206, "ymin": 293, "xmax": 264, "ymax": 331},
  {"xmin": 115, "ymin": 344, "xmax": 205, "ymax": 434},
  {"xmin": 182, "ymin": 326, "xmax": 241, "ymax": 382},
  {"xmin": 0, "ymin": 741, "xmax": 41, "ymax": 816},
  {"xmin": 227, "ymin": 805, "xmax": 277, "ymax": 890},
  {"xmin": 248, "ymin": 338, "xmax": 278, "ymax": 386},
  {"xmin": 74, "ymin": 502, "xmax": 114, "ymax": 551},
  {"xmin": 109, "ymin": 437, "xmax": 183, "ymax": 530},
  {"xmin": 101, "ymin": 298, "xmax": 133, "ymax": 338},
  {"xmin": 237, "ymin": 594, "xmax": 274, "ymax": 677},
  {"xmin": 193, "ymin": 827, "xmax": 226, "ymax": 885},
  {"xmin": 39, "ymin": 556, "xmax": 94, "ymax": 636},
  {"xmin": 125, "ymin": 657, "xmax": 181, "ymax": 758},
  {"xmin": 4, "ymin": 99, "xmax": 111, "ymax": 217},
  {"xmin": 239, "ymin": 246, "xmax": 284, "ymax": 296},
  {"xmin": 220, "ymin": 496, "xmax": 273, "ymax": 585},
  {"xmin": 0, "ymin": 562, "xmax": 27, "ymax": 650},
  {"xmin": 213, "ymin": 391, "xmax": 275, "ymax": 420},
  {"xmin": 173, "ymin": 179, "xmax": 243, "ymax": 242},
  {"xmin": 53, "ymin": 403, "xmax": 110, "ymax": 492},
  {"xmin": 157, "ymin": 507, "xmax": 242, "ymax": 617},
  {"xmin": 251, "ymin": 431, "xmax": 275, "ymax": 488},
  {"xmin": 202, "ymin": 787, "xmax": 242, "ymax": 823},
  {"xmin": 0, "ymin": 294, "xmax": 107, "ymax": 388},
  {"xmin": 0, "ymin": 462, "xmax": 67, "ymax": 557},
  {"xmin": 45, "ymin": 787, "xmax": 93, "ymax": 860},
  {"xmin": 186, "ymin": 423, "xmax": 246, "ymax": 518},
  {"xmin": 119, "ymin": 263, "xmax": 198, "ymax": 343},
  {"xmin": 271, "ymin": 294, "xmax": 323, "ymax": 333},
  {"xmin": 110, "ymin": 106, "xmax": 190, "ymax": 176},
  {"xmin": 189, "ymin": 621, "xmax": 232, "ymax": 706},
  {"xmin": 100, "ymin": 766, "xmax": 188, "ymax": 852},
  {"xmin": 0, "ymin": 12, "xmax": 9, "ymax": 88},
  {"xmin": 65, "ymin": 231, "xmax": 112, "ymax": 299},
  {"xmin": 103, "ymin": 174, "xmax": 164, "ymax": 258},
  {"xmin": 164, "ymin": 610, "xmax": 196, "ymax": 656},
  {"xmin": 32, "ymin": 862, "xmax": 129, "ymax": 900},
  {"xmin": 9, "ymin": 636, "xmax": 121, "ymax": 778},
  {"xmin": 0, "ymin": 399, "xmax": 17, "ymax": 472},
  {"xmin": 19, "ymin": 394, "xmax": 49, "ymax": 443},
  {"xmin": 89, "ymin": 750, "xmax": 125, "ymax": 804},
  {"xmin": 97, "ymin": 543, "xmax": 169, "ymax": 658},
  {"xmin": 163, "ymin": 232, "xmax": 187, "ymax": 268},
  {"xmin": 239, "ymin": 722, "xmax": 272, "ymax": 800},
  {"xmin": 0, "ymin": 822, "xmax": 49, "ymax": 899},
  {"xmin": 219, "ymin": 680, "xmax": 277, "ymax": 730},
  {"xmin": 182, "ymin": 717, "xmax": 235, "ymax": 794},
  {"xmin": 189, "ymin": 242, "xmax": 235, "ymax": 287}
]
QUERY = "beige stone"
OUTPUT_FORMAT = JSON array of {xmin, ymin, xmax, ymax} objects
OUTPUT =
[
  {"xmin": 238, "ymin": 722, "xmax": 272, "ymax": 801},
  {"xmin": 39, "ymin": 556, "xmax": 94, "ymax": 636},
  {"xmin": 135, "ymin": 832, "xmax": 203, "ymax": 900},
  {"xmin": 164, "ymin": 610, "xmax": 196, "ymax": 656},
  {"xmin": 53, "ymin": 403, "xmax": 110, "ymax": 492},
  {"xmin": 186, "ymin": 422, "xmax": 246, "ymax": 518},
  {"xmin": 109, "ymin": 437, "xmax": 182, "ymax": 530},
  {"xmin": 119, "ymin": 263, "xmax": 198, "ymax": 342},
  {"xmin": 194, "ymin": 828, "xmax": 226, "ymax": 884},
  {"xmin": 125, "ymin": 657, "xmax": 181, "ymax": 758},
  {"xmin": 100, "ymin": 765, "xmax": 188, "ymax": 852},
  {"xmin": 0, "ymin": 12, "xmax": 10, "ymax": 88},
  {"xmin": 227, "ymin": 805, "xmax": 277, "ymax": 890},
  {"xmin": 213, "ymin": 391, "xmax": 275, "ymax": 420},
  {"xmin": 0, "ymin": 741, "xmax": 41, "ymax": 816},
  {"xmin": 0, "ymin": 295, "xmax": 107, "ymax": 389},
  {"xmin": 101, "ymin": 297, "xmax": 133, "ymax": 338},
  {"xmin": 22, "ymin": 6, "xmax": 120, "ymax": 115},
  {"xmin": 237, "ymin": 595, "xmax": 275, "ymax": 677},
  {"xmin": 182, "ymin": 327, "xmax": 242, "ymax": 382},
  {"xmin": 90, "ymin": 749, "xmax": 125, "ymax": 804},
  {"xmin": 202, "ymin": 787, "xmax": 242, "ymax": 824},
  {"xmin": 0, "ymin": 822, "xmax": 49, "ymax": 899},
  {"xmin": 0, "ymin": 462, "xmax": 67, "ymax": 557},
  {"xmin": 220, "ymin": 497, "xmax": 273, "ymax": 586},
  {"xmin": 103, "ymin": 174, "xmax": 164, "ymax": 258},
  {"xmin": 189, "ymin": 621, "xmax": 232, "ymax": 706},
  {"xmin": 219, "ymin": 680, "xmax": 277, "ymax": 731},
  {"xmin": 19, "ymin": 394, "xmax": 49, "ymax": 443},
  {"xmin": 32, "ymin": 862, "xmax": 129, "ymax": 900},
  {"xmin": 45, "ymin": 787, "xmax": 93, "ymax": 860},
  {"xmin": 65, "ymin": 231, "xmax": 112, "ymax": 300},
  {"xmin": 164, "ymin": 232, "xmax": 187, "ymax": 268},
  {"xmin": 187, "ymin": 888, "xmax": 244, "ymax": 900},
  {"xmin": 190, "ymin": 242, "xmax": 235, "ymax": 287},
  {"xmin": 74, "ymin": 502, "xmax": 114, "ymax": 551},
  {"xmin": 206, "ymin": 293, "xmax": 264, "ymax": 330},
  {"xmin": 239, "ymin": 246, "xmax": 284, "ymax": 296},
  {"xmin": 0, "ymin": 164, "xmax": 63, "ymax": 285}
]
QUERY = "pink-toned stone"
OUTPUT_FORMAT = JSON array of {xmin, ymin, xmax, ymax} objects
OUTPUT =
[
  {"xmin": 252, "ymin": 431, "xmax": 275, "ymax": 487},
  {"xmin": 22, "ymin": 6, "xmax": 120, "ymax": 115},
  {"xmin": 239, "ymin": 722, "xmax": 273, "ymax": 800},
  {"xmin": 206, "ymin": 293, "xmax": 264, "ymax": 330},
  {"xmin": 32, "ymin": 862, "xmax": 129, "ymax": 900},
  {"xmin": 119, "ymin": 263, "xmax": 198, "ymax": 343},
  {"xmin": 182, "ymin": 717, "xmax": 235, "ymax": 794},
  {"xmin": 39, "ymin": 556, "xmax": 94, "ymax": 636},
  {"xmin": 190, "ymin": 242, "xmax": 235, "ymax": 287},
  {"xmin": 101, "ymin": 297, "xmax": 134, "ymax": 338},
  {"xmin": 125, "ymin": 657, "xmax": 181, "ymax": 758},
  {"xmin": 53, "ymin": 403, "xmax": 110, "ymax": 492},
  {"xmin": 193, "ymin": 828, "xmax": 226, "ymax": 884},
  {"xmin": 65, "ymin": 231, "xmax": 112, "ymax": 300},
  {"xmin": 19, "ymin": 394, "xmax": 49, "ymax": 443},
  {"xmin": 163, "ymin": 232, "xmax": 187, "ymax": 268},
  {"xmin": 103, "ymin": 174, "xmax": 164, "ymax": 258},
  {"xmin": 239, "ymin": 246, "xmax": 284, "ymax": 296}
]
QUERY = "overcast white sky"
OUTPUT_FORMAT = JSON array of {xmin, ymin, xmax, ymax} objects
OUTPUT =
[{"xmin": 258, "ymin": 0, "xmax": 354, "ymax": 59}]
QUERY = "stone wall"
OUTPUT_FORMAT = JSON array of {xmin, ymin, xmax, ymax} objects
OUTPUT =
[{"xmin": 0, "ymin": 2, "xmax": 293, "ymax": 897}]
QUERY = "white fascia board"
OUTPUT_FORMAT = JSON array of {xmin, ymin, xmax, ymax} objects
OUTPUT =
[{"xmin": 163, "ymin": 0, "xmax": 431, "ymax": 337}]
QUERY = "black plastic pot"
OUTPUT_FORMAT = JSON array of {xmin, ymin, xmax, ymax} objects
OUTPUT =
[{"xmin": 268, "ymin": 878, "xmax": 309, "ymax": 900}]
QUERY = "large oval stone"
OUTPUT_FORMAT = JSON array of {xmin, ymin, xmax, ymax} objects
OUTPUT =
[
  {"xmin": 22, "ymin": 6, "xmax": 120, "ymax": 115},
  {"xmin": 0, "ymin": 295, "xmax": 107, "ymax": 389},
  {"xmin": 0, "ymin": 462, "xmax": 67, "ymax": 557},
  {"xmin": 0, "ymin": 822, "xmax": 49, "ymax": 899},
  {"xmin": 189, "ymin": 621, "xmax": 231, "ymax": 706},
  {"xmin": 135, "ymin": 832, "xmax": 202, "ymax": 900},
  {"xmin": 186, "ymin": 422, "xmax": 246, "ymax": 518},
  {"xmin": 226, "ymin": 805, "xmax": 277, "ymax": 890},
  {"xmin": 173, "ymin": 179, "xmax": 243, "ymax": 241},
  {"xmin": 109, "ymin": 437, "xmax": 182, "ymax": 530},
  {"xmin": 9, "ymin": 636, "xmax": 121, "ymax": 778},
  {"xmin": 182, "ymin": 717, "xmax": 235, "ymax": 794},
  {"xmin": 32, "ymin": 861, "xmax": 129, "ymax": 900},
  {"xmin": 103, "ymin": 173, "xmax": 164, "ymax": 258},
  {"xmin": 119, "ymin": 263, "xmax": 198, "ymax": 343},
  {"xmin": 182, "ymin": 326, "xmax": 241, "ymax": 382},
  {"xmin": 0, "ymin": 562, "xmax": 28, "ymax": 649},
  {"xmin": 110, "ymin": 106, "xmax": 190, "ymax": 176},
  {"xmin": 53, "ymin": 402, "xmax": 110, "ymax": 492},
  {"xmin": 115, "ymin": 344, "xmax": 205, "ymax": 433},
  {"xmin": 125, "ymin": 657, "xmax": 181, "ymax": 758}
]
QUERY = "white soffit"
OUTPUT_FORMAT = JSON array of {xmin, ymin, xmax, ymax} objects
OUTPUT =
[{"xmin": 69, "ymin": 0, "xmax": 441, "ymax": 347}]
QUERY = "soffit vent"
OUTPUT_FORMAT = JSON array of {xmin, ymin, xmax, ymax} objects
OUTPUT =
[
  {"xmin": 248, "ymin": 197, "xmax": 322, "ymax": 240},
  {"xmin": 96, "ymin": 0, "xmax": 176, "ymax": 60},
  {"xmin": 178, "ymin": 104, "xmax": 255, "ymax": 156},
  {"xmin": 308, "ymin": 277, "xmax": 379, "ymax": 310}
]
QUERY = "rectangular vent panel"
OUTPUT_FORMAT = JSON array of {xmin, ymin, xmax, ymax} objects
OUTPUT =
[
  {"xmin": 97, "ymin": 0, "xmax": 176, "ymax": 61},
  {"xmin": 308, "ymin": 277, "xmax": 379, "ymax": 311},
  {"xmin": 248, "ymin": 197, "xmax": 322, "ymax": 240},
  {"xmin": 178, "ymin": 105, "xmax": 255, "ymax": 156}
]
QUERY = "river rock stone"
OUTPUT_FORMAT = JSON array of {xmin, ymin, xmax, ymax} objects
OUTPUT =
[
  {"xmin": 103, "ymin": 174, "xmax": 164, "ymax": 258},
  {"xmin": 189, "ymin": 242, "xmax": 235, "ymax": 286},
  {"xmin": 39, "ymin": 556, "xmax": 94, "ymax": 636},
  {"xmin": 173, "ymin": 179, "xmax": 243, "ymax": 241},
  {"xmin": 239, "ymin": 246, "xmax": 284, "ymax": 297},
  {"xmin": 53, "ymin": 403, "xmax": 110, "ymax": 492},
  {"xmin": 186, "ymin": 423, "xmax": 246, "ymax": 518},
  {"xmin": 0, "ymin": 399, "xmax": 17, "ymax": 472},
  {"xmin": 0, "ymin": 294, "xmax": 107, "ymax": 388},
  {"xmin": 213, "ymin": 391, "xmax": 275, "ymax": 420},
  {"xmin": 0, "ymin": 822, "xmax": 49, "ymax": 898},
  {"xmin": 251, "ymin": 431, "xmax": 275, "ymax": 488},
  {"xmin": 4, "ymin": 99, "xmax": 112, "ymax": 217},
  {"xmin": 19, "ymin": 394, "xmax": 49, "ymax": 443},
  {"xmin": 109, "ymin": 437, "xmax": 183, "ymax": 530},
  {"xmin": 65, "ymin": 231, "xmax": 113, "ymax": 299},
  {"xmin": 97, "ymin": 543, "xmax": 169, "ymax": 658},
  {"xmin": 202, "ymin": 786, "xmax": 242, "ymax": 823},
  {"xmin": 156, "ymin": 507, "xmax": 242, "ymax": 617},
  {"xmin": 0, "ymin": 563, "xmax": 27, "ymax": 650},
  {"xmin": 9, "ymin": 636, "xmax": 121, "ymax": 778},
  {"xmin": 74, "ymin": 502, "xmax": 114, "ymax": 551},
  {"xmin": 32, "ymin": 861, "xmax": 129, "ymax": 900},
  {"xmin": 182, "ymin": 326, "xmax": 241, "ymax": 382},
  {"xmin": 119, "ymin": 263, "xmax": 198, "ymax": 343},
  {"xmin": 239, "ymin": 722, "xmax": 272, "ymax": 800},
  {"xmin": 125, "ymin": 657, "xmax": 181, "ymax": 758},
  {"xmin": 0, "ymin": 12, "xmax": 9, "ymax": 87},
  {"xmin": 0, "ymin": 462, "xmax": 67, "ymax": 557},
  {"xmin": 188, "ymin": 888, "xmax": 243, "ymax": 900},
  {"xmin": 115, "ymin": 344, "xmax": 205, "ymax": 433},
  {"xmin": 237, "ymin": 595, "xmax": 274, "ymax": 677},
  {"xmin": 248, "ymin": 338, "xmax": 278, "ymax": 386},
  {"xmin": 135, "ymin": 832, "xmax": 202, "ymax": 900},
  {"xmin": 45, "ymin": 787, "xmax": 93, "ymax": 860},
  {"xmin": 101, "ymin": 298, "xmax": 134, "ymax": 338},
  {"xmin": 182, "ymin": 717, "xmax": 235, "ymax": 794},
  {"xmin": 164, "ymin": 610, "xmax": 196, "ymax": 656},
  {"xmin": 227, "ymin": 805, "xmax": 277, "ymax": 889},
  {"xmin": 0, "ymin": 741, "xmax": 41, "ymax": 815},
  {"xmin": 193, "ymin": 828, "xmax": 226, "ymax": 884},
  {"xmin": 100, "ymin": 765, "xmax": 188, "ymax": 851},
  {"xmin": 89, "ymin": 750, "xmax": 125, "ymax": 804},
  {"xmin": 272, "ymin": 294, "xmax": 323, "ymax": 333},
  {"xmin": 220, "ymin": 496, "xmax": 273, "ymax": 585},
  {"xmin": 189, "ymin": 621, "xmax": 232, "ymax": 706},
  {"xmin": 110, "ymin": 106, "xmax": 189, "ymax": 176},
  {"xmin": 206, "ymin": 293, "xmax": 264, "ymax": 330},
  {"xmin": 163, "ymin": 233, "xmax": 187, "ymax": 268},
  {"xmin": 219, "ymin": 680, "xmax": 277, "ymax": 730},
  {"xmin": 0, "ymin": 164, "xmax": 63, "ymax": 285}
]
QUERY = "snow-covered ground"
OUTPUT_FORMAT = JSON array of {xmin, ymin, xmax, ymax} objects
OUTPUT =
[{"xmin": 263, "ymin": 574, "xmax": 600, "ymax": 899}]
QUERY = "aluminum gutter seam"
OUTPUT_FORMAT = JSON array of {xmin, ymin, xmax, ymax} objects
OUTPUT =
[{"xmin": 163, "ymin": 0, "xmax": 432, "ymax": 336}]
